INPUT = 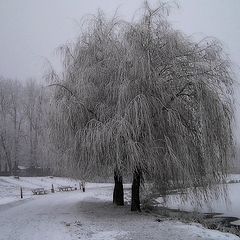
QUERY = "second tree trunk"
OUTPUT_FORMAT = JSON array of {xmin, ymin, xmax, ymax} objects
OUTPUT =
[{"xmin": 131, "ymin": 168, "xmax": 141, "ymax": 211}]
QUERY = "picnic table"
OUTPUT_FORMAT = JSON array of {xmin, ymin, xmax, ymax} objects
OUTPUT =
[
  {"xmin": 32, "ymin": 188, "xmax": 47, "ymax": 195},
  {"xmin": 57, "ymin": 186, "xmax": 75, "ymax": 192}
]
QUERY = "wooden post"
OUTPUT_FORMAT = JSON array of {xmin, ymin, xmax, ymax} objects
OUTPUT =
[
  {"xmin": 20, "ymin": 187, "xmax": 23, "ymax": 199},
  {"xmin": 51, "ymin": 184, "xmax": 55, "ymax": 193},
  {"xmin": 82, "ymin": 180, "xmax": 85, "ymax": 192}
]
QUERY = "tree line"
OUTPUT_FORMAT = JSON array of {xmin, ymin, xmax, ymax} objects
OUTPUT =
[{"xmin": 0, "ymin": 78, "xmax": 50, "ymax": 173}]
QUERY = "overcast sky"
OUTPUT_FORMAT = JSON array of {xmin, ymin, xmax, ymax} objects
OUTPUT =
[
  {"xmin": 0, "ymin": 0, "xmax": 240, "ymax": 81},
  {"xmin": 1, "ymin": 0, "xmax": 240, "ymax": 141}
]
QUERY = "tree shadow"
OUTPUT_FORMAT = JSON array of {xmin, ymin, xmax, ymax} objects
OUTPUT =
[{"xmin": 73, "ymin": 198, "xmax": 139, "ymax": 221}]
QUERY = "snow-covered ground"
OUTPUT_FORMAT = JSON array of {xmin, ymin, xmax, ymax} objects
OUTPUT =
[
  {"xmin": 0, "ymin": 176, "xmax": 79, "ymax": 205},
  {"xmin": 0, "ymin": 176, "xmax": 239, "ymax": 240},
  {"xmin": 157, "ymin": 174, "xmax": 240, "ymax": 221},
  {"xmin": 0, "ymin": 176, "xmax": 112, "ymax": 205}
]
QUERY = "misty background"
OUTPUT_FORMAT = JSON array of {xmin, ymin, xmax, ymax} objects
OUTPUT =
[{"xmin": 0, "ymin": 0, "xmax": 240, "ymax": 166}]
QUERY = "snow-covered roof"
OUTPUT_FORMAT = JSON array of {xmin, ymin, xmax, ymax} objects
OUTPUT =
[{"xmin": 18, "ymin": 166, "xmax": 28, "ymax": 170}]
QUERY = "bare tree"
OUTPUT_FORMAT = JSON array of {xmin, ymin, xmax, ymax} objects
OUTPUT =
[
  {"xmin": 48, "ymin": 2, "xmax": 234, "ymax": 211},
  {"xmin": 0, "ymin": 78, "xmax": 25, "ymax": 173},
  {"xmin": 23, "ymin": 79, "xmax": 49, "ymax": 167},
  {"xmin": 0, "ymin": 77, "xmax": 50, "ymax": 174}
]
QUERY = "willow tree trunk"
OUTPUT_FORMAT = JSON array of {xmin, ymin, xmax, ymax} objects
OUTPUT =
[
  {"xmin": 113, "ymin": 170, "xmax": 124, "ymax": 206},
  {"xmin": 131, "ymin": 168, "xmax": 141, "ymax": 211}
]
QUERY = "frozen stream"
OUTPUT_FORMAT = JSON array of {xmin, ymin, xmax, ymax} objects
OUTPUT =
[{"xmin": 157, "ymin": 175, "xmax": 240, "ymax": 225}]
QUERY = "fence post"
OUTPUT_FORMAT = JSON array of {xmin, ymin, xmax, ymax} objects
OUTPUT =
[
  {"xmin": 82, "ymin": 181, "xmax": 85, "ymax": 192},
  {"xmin": 20, "ymin": 187, "xmax": 23, "ymax": 199},
  {"xmin": 51, "ymin": 184, "xmax": 55, "ymax": 193}
]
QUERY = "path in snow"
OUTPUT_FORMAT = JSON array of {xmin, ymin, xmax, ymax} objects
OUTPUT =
[{"xmin": 0, "ymin": 183, "xmax": 239, "ymax": 240}]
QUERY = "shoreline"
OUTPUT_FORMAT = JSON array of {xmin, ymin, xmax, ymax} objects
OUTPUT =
[{"xmin": 149, "ymin": 206, "xmax": 240, "ymax": 237}]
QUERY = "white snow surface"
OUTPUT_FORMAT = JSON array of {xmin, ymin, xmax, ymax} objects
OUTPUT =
[{"xmin": 0, "ymin": 176, "xmax": 239, "ymax": 240}]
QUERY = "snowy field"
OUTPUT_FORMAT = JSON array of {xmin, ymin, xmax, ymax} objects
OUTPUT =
[
  {"xmin": 0, "ymin": 176, "xmax": 239, "ymax": 240},
  {"xmin": 0, "ymin": 176, "xmax": 112, "ymax": 206}
]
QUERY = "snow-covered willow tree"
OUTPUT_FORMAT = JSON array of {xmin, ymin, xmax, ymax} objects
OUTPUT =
[{"xmin": 48, "ymin": 2, "xmax": 234, "ymax": 211}]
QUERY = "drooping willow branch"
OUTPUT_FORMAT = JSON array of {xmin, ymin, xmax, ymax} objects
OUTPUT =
[{"xmin": 47, "ymin": 83, "xmax": 97, "ymax": 118}]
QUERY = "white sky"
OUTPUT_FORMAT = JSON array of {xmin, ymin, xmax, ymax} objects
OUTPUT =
[{"xmin": 0, "ymin": 0, "xmax": 240, "ymax": 81}]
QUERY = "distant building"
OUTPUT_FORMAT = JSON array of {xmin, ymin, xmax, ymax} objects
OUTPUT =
[
  {"xmin": 0, "ymin": 164, "xmax": 52, "ymax": 177},
  {"xmin": 16, "ymin": 166, "xmax": 28, "ymax": 176}
]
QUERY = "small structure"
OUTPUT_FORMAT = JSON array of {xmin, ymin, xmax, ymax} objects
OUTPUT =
[
  {"xmin": 0, "ymin": 163, "xmax": 52, "ymax": 177},
  {"xmin": 17, "ymin": 166, "xmax": 28, "ymax": 176}
]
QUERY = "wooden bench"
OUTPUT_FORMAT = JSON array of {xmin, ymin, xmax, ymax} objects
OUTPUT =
[
  {"xmin": 58, "ymin": 186, "xmax": 75, "ymax": 192},
  {"xmin": 32, "ymin": 188, "xmax": 47, "ymax": 195}
]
